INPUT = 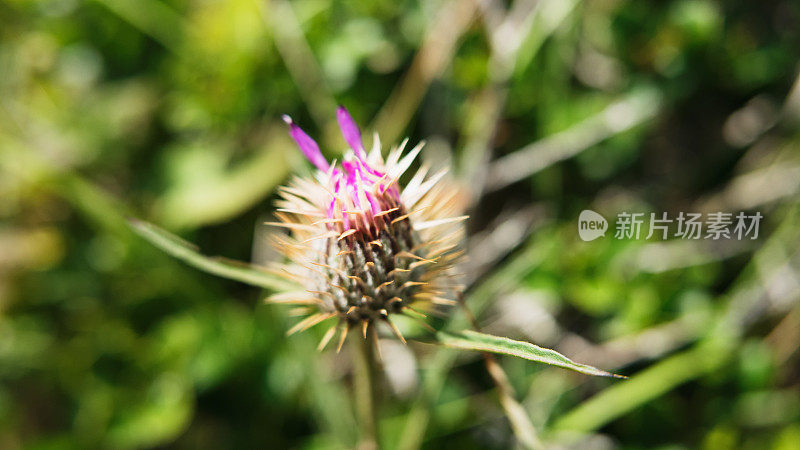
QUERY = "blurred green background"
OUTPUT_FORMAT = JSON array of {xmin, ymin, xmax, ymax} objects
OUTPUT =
[{"xmin": 2, "ymin": 0, "xmax": 800, "ymax": 448}]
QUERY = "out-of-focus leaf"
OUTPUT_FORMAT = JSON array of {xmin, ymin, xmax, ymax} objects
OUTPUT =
[
  {"xmin": 129, "ymin": 219, "xmax": 295, "ymax": 291},
  {"xmin": 93, "ymin": 0, "xmax": 187, "ymax": 56},
  {"xmin": 106, "ymin": 374, "xmax": 193, "ymax": 448},
  {"xmin": 154, "ymin": 135, "xmax": 290, "ymax": 229},
  {"xmin": 434, "ymin": 330, "xmax": 625, "ymax": 378}
]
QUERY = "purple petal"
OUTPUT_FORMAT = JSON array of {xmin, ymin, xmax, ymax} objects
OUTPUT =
[
  {"xmin": 336, "ymin": 106, "xmax": 365, "ymax": 158},
  {"xmin": 283, "ymin": 115, "xmax": 329, "ymax": 171}
]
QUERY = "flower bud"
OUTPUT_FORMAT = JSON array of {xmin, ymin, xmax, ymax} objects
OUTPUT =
[{"xmin": 269, "ymin": 107, "xmax": 467, "ymax": 351}]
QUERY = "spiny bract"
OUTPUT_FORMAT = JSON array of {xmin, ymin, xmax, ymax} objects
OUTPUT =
[{"xmin": 267, "ymin": 106, "xmax": 467, "ymax": 352}]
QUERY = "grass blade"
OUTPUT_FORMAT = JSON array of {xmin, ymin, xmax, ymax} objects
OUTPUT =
[
  {"xmin": 130, "ymin": 219, "xmax": 296, "ymax": 292},
  {"xmin": 435, "ymin": 330, "xmax": 625, "ymax": 378}
]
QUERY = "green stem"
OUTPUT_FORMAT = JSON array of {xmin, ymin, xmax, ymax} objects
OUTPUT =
[{"xmin": 352, "ymin": 328, "xmax": 380, "ymax": 450}]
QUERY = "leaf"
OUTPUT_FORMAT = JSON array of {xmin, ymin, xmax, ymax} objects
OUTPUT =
[
  {"xmin": 107, "ymin": 374, "xmax": 193, "ymax": 448},
  {"xmin": 130, "ymin": 219, "xmax": 296, "ymax": 292},
  {"xmin": 435, "ymin": 330, "xmax": 625, "ymax": 378}
]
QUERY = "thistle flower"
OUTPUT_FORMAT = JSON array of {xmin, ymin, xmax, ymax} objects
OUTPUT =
[{"xmin": 268, "ymin": 107, "xmax": 467, "ymax": 352}]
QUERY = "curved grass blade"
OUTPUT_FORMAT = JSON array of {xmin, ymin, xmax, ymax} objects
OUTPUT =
[
  {"xmin": 435, "ymin": 330, "xmax": 625, "ymax": 379},
  {"xmin": 130, "ymin": 219, "xmax": 296, "ymax": 292}
]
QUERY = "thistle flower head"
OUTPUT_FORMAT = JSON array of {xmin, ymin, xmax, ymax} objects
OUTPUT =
[{"xmin": 269, "ymin": 107, "xmax": 466, "ymax": 350}]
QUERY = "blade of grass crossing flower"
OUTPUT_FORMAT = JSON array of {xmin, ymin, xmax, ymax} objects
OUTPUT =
[
  {"xmin": 435, "ymin": 330, "xmax": 625, "ymax": 378},
  {"xmin": 484, "ymin": 355, "xmax": 542, "ymax": 449},
  {"xmin": 398, "ymin": 236, "xmax": 556, "ymax": 450},
  {"xmin": 130, "ymin": 219, "xmax": 296, "ymax": 292}
]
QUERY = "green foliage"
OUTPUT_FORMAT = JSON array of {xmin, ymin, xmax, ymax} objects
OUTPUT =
[
  {"xmin": 129, "ymin": 219, "xmax": 294, "ymax": 291},
  {"xmin": 2, "ymin": 0, "xmax": 800, "ymax": 448},
  {"xmin": 435, "ymin": 330, "xmax": 623, "ymax": 378}
]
